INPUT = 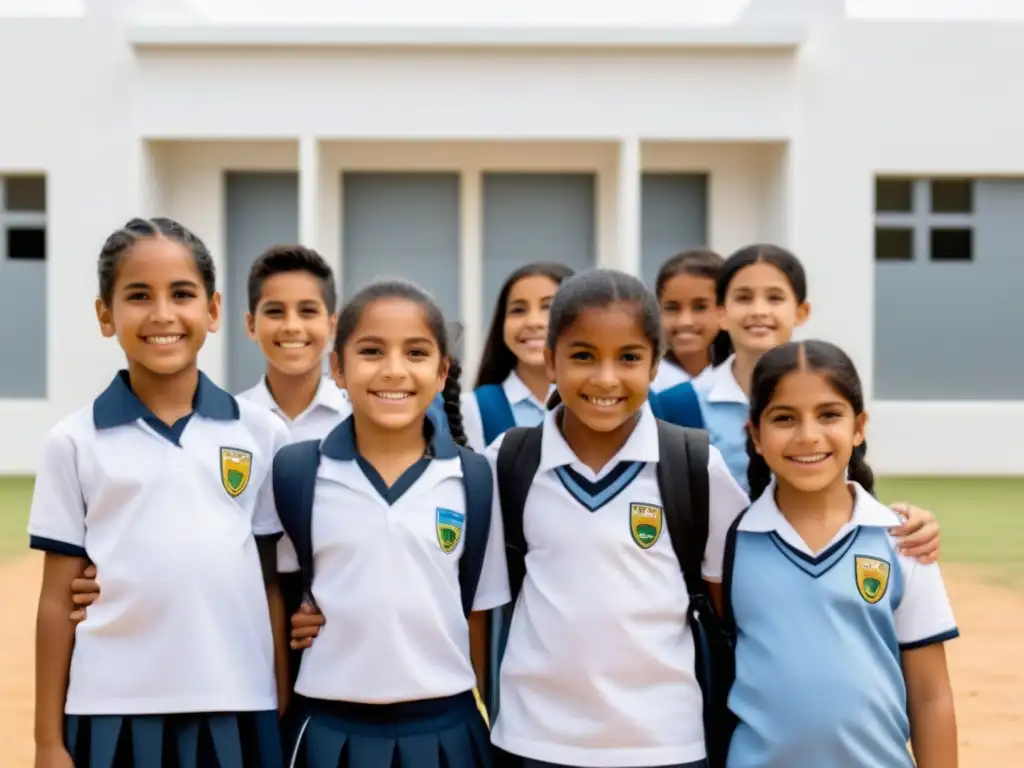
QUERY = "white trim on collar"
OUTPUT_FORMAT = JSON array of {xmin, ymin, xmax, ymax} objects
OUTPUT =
[
  {"xmin": 538, "ymin": 401, "xmax": 660, "ymax": 473},
  {"xmin": 740, "ymin": 478, "xmax": 900, "ymax": 533},
  {"xmin": 704, "ymin": 355, "xmax": 748, "ymax": 405}
]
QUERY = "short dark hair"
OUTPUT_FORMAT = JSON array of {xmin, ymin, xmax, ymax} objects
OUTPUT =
[
  {"xmin": 247, "ymin": 245, "xmax": 337, "ymax": 315},
  {"xmin": 97, "ymin": 218, "xmax": 214, "ymax": 306}
]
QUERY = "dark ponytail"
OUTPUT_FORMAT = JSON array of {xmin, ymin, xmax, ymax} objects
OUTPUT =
[
  {"xmin": 747, "ymin": 340, "xmax": 875, "ymax": 499},
  {"xmin": 443, "ymin": 357, "xmax": 468, "ymax": 447}
]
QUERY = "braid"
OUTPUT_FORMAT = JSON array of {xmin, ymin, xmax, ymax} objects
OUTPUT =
[
  {"xmin": 443, "ymin": 357, "xmax": 468, "ymax": 447},
  {"xmin": 848, "ymin": 440, "xmax": 876, "ymax": 496},
  {"xmin": 746, "ymin": 430, "xmax": 772, "ymax": 501}
]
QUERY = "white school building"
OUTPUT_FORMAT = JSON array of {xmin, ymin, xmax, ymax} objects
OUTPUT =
[{"xmin": 1, "ymin": 0, "xmax": 1023, "ymax": 476}]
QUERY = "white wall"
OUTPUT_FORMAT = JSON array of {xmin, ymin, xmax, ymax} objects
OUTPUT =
[{"xmin": 2, "ymin": 12, "xmax": 1024, "ymax": 475}]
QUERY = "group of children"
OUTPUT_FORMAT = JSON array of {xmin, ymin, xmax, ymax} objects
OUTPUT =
[{"xmin": 29, "ymin": 217, "xmax": 958, "ymax": 768}]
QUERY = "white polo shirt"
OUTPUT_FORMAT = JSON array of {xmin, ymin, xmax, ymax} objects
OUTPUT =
[
  {"xmin": 462, "ymin": 372, "xmax": 551, "ymax": 453},
  {"xmin": 294, "ymin": 413, "xmax": 511, "ymax": 704},
  {"xmin": 488, "ymin": 403, "xmax": 750, "ymax": 767},
  {"xmin": 28, "ymin": 371, "xmax": 287, "ymax": 715},
  {"xmin": 237, "ymin": 375, "xmax": 351, "ymax": 572},
  {"xmin": 651, "ymin": 359, "xmax": 710, "ymax": 393}
]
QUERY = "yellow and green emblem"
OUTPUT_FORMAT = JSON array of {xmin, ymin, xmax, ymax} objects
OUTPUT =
[
  {"xmin": 630, "ymin": 502, "xmax": 663, "ymax": 549},
  {"xmin": 220, "ymin": 447, "xmax": 252, "ymax": 498},
  {"xmin": 436, "ymin": 508, "xmax": 465, "ymax": 554},
  {"xmin": 855, "ymin": 556, "xmax": 891, "ymax": 604}
]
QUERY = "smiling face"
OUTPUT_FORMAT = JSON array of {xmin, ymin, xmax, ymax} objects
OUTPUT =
[
  {"xmin": 247, "ymin": 271, "xmax": 336, "ymax": 378},
  {"xmin": 335, "ymin": 297, "xmax": 448, "ymax": 432},
  {"xmin": 545, "ymin": 301, "xmax": 656, "ymax": 434},
  {"xmin": 720, "ymin": 261, "xmax": 809, "ymax": 357},
  {"xmin": 95, "ymin": 236, "xmax": 220, "ymax": 376},
  {"xmin": 659, "ymin": 272, "xmax": 719, "ymax": 361},
  {"xmin": 750, "ymin": 368, "xmax": 867, "ymax": 495},
  {"xmin": 503, "ymin": 274, "xmax": 560, "ymax": 370}
]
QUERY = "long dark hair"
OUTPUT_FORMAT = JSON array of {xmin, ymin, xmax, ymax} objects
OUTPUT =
[
  {"xmin": 475, "ymin": 262, "xmax": 575, "ymax": 389},
  {"xmin": 545, "ymin": 269, "xmax": 662, "ymax": 410},
  {"xmin": 714, "ymin": 244, "xmax": 808, "ymax": 365},
  {"xmin": 334, "ymin": 279, "xmax": 467, "ymax": 446},
  {"xmin": 654, "ymin": 248, "xmax": 728, "ymax": 368},
  {"xmin": 746, "ymin": 340, "xmax": 874, "ymax": 500}
]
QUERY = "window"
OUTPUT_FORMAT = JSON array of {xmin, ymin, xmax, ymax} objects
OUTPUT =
[
  {"xmin": 874, "ymin": 177, "xmax": 975, "ymax": 262},
  {"xmin": 0, "ymin": 174, "xmax": 48, "ymax": 398}
]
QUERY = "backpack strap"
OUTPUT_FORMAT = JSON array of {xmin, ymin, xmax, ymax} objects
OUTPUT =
[
  {"xmin": 272, "ymin": 439, "xmax": 323, "ymax": 608},
  {"xmin": 430, "ymin": 393, "xmax": 450, "ymax": 431},
  {"xmin": 474, "ymin": 385, "xmax": 517, "ymax": 447},
  {"xmin": 719, "ymin": 508, "xmax": 748, "ymax": 634},
  {"xmin": 654, "ymin": 420, "xmax": 711, "ymax": 601},
  {"xmin": 496, "ymin": 425, "xmax": 544, "ymax": 600},
  {"xmin": 650, "ymin": 382, "xmax": 706, "ymax": 430},
  {"xmin": 456, "ymin": 446, "xmax": 494, "ymax": 618}
]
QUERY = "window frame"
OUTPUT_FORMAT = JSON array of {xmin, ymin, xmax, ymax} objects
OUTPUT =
[{"xmin": 873, "ymin": 177, "xmax": 976, "ymax": 263}]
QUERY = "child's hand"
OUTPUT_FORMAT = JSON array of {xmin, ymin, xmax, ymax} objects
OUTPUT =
[
  {"xmin": 35, "ymin": 744, "xmax": 74, "ymax": 768},
  {"xmin": 70, "ymin": 564, "xmax": 100, "ymax": 622},
  {"xmin": 290, "ymin": 601, "xmax": 325, "ymax": 650},
  {"xmin": 890, "ymin": 503, "xmax": 940, "ymax": 564}
]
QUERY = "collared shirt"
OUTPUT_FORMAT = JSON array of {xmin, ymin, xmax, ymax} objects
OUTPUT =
[
  {"xmin": 488, "ymin": 403, "xmax": 750, "ymax": 767},
  {"xmin": 727, "ymin": 479, "xmax": 959, "ymax": 768},
  {"xmin": 650, "ymin": 359, "xmax": 710, "ymax": 394},
  {"xmin": 28, "ymin": 371, "xmax": 287, "ymax": 714},
  {"xmin": 295, "ymin": 409, "xmax": 510, "ymax": 703},
  {"xmin": 462, "ymin": 371, "xmax": 551, "ymax": 452},
  {"xmin": 693, "ymin": 354, "xmax": 751, "ymax": 491},
  {"xmin": 238, "ymin": 375, "xmax": 351, "ymax": 571}
]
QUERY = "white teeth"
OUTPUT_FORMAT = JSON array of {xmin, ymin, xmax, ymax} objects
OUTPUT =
[
  {"xmin": 277, "ymin": 341, "xmax": 307, "ymax": 349},
  {"xmin": 374, "ymin": 392, "xmax": 411, "ymax": 400},
  {"xmin": 146, "ymin": 335, "xmax": 182, "ymax": 345},
  {"xmin": 585, "ymin": 396, "xmax": 620, "ymax": 407},
  {"xmin": 790, "ymin": 453, "xmax": 829, "ymax": 464}
]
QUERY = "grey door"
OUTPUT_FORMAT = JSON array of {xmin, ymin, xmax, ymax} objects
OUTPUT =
[
  {"xmin": 0, "ymin": 176, "xmax": 47, "ymax": 398},
  {"xmin": 481, "ymin": 172, "xmax": 596, "ymax": 328},
  {"xmin": 224, "ymin": 172, "xmax": 299, "ymax": 393},
  {"xmin": 342, "ymin": 173, "xmax": 461, "ymax": 323},
  {"xmin": 640, "ymin": 173, "xmax": 709, "ymax": 289},
  {"xmin": 874, "ymin": 179, "xmax": 1024, "ymax": 399}
]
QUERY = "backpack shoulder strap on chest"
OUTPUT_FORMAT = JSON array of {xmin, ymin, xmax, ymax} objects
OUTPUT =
[
  {"xmin": 650, "ymin": 382, "xmax": 705, "ymax": 430},
  {"xmin": 654, "ymin": 420, "xmax": 711, "ymax": 599},
  {"xmin": 272, "ymin": 439, "xmax": 323, "ymax": 605},
  {"xmin": 456, "ymin": 446, "xmax": 494, "ymax": 618},
  {"xmin": 496, "ymin": 425, "xmax": 544, "ymax": 600},
  {"xmin": 474, "ymin": 385, "xmax": 516, "ymax": 447},
  {"xmin": 719, "ymin": 507, "xmax": 748, "ymax": 634}
]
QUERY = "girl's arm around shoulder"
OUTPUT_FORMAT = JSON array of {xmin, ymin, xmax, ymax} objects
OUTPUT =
[
  {"xmin": 895, "ymin": 553, "xmax": 959, "ymax": 767},
  {"xmin": 36, "ymin": 552, "xmax": 87, "ymax": 765}
]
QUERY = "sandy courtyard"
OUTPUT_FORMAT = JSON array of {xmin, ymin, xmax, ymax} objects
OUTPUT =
[{"xmin": 1, "ymin": 556, "xmax": 1021, "ymax": 767}]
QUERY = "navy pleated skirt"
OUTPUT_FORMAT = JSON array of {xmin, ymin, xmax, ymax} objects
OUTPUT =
[
  {"xmin": 65, "ymin": 710, "xmax": 283, "ymax": 768},
  {"xmin": 288, "ymin": 691, "xmax": 491, "ymax": 768}
]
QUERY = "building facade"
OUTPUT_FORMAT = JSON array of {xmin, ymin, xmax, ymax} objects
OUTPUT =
[{"xmin": 2, "ymin": 0, "xmax": 1023, "ymax": 475}]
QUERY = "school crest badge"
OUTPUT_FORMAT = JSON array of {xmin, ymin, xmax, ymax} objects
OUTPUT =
[
  {"xmin": 220, "ymin": 447, "xmax": 252, "ymax": 498},
  {"xmin": 630, "ymin": 502, "xmax": 663, "ymax": 549},
  {"xmin": 436, "ymin": 508, "xmax": 465, "ymax": 554},
  {"xmin": 855, "ymin": 556, "xmax": 891, "ymax": 604}
]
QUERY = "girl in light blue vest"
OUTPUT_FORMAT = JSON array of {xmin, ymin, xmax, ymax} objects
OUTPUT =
[{"xmin": 726, "ymin": 340, "xmax": 958, "ymax": 768}]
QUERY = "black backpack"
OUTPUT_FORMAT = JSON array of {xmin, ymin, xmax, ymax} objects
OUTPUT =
[{"xmin": 492, "ymin": 420, "xmax": 737, "ymax": 767}]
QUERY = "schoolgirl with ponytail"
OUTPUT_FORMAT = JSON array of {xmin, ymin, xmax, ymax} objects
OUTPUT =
[
  {"xmin": 727, "ymin": 340, "xmax": 958, "ymax": 768},
  {"xmin": 280, "ymin": 278, "xmax": 509, "ymax": 768}
]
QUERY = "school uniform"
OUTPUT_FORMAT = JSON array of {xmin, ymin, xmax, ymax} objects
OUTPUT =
[
  {"xmin": 287, "ymin": 410, "xmax": 510, "ymax": 768},
  {"xmin": 726, "ymin": 480, "xmax": 959, "ymax": 768},
  {"xmin": 28, "ymin": 370, "xmax": 288, "ymax": 768},
  {"xmin": 487, "ymin": 403, "xmax": 750, "ymax": 768},
  {"xmin": 462, "ymin": 372, "xmax": 551, "ymax": 452},
  {"xmin": 691, "ymin": 355, "xmax": 749, "ymax": 492},
  {"xmin": 650, "ymin": 359, "xmax": 709, "ymax": 394}
]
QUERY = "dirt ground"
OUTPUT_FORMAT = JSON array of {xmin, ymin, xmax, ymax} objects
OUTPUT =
[{"xmin": 1, "ymin": 557, "xmax": 1021, "ymax": 767}]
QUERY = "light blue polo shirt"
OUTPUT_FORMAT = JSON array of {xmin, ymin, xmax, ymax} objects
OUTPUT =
[
  {"xmin": 726, "ymin": 480, "xmax": 959, "ymax": 768},
  {"xmin": 693, "ymin": 355, "xmax": 750, "ymax": 491}
]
